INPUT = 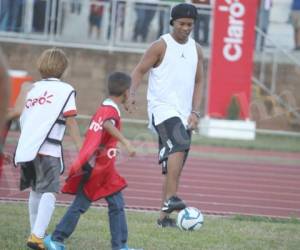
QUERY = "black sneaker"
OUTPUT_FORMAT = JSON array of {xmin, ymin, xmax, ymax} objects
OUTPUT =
[
  {"xmin": 161, "ymin": 196, "xmax": 186, "ymax": 213},
  {"xmin": 157, "ymin": 217, "xmax": 177, "ymax": 228}
]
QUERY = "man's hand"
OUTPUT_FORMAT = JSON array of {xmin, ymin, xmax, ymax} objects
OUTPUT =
[
  {"xmin": 187, "ymin": 113, "xmax": 200, "ymax": 130},
  {"xmin": 124, "ymin": 94, "xmax": 136, "ymax": 114}
]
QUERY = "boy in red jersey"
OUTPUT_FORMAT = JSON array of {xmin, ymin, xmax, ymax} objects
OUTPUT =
[{"xmin": 44, "ymin": 72, "xmax": 143, "ymax": 250}]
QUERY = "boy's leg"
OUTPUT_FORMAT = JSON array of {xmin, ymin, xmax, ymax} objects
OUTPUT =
[
  {"xmin": 106, "ymin": 192, "xmax": 128, "ymax": 250},
  {"xmin": 51, "ymin": 188, "xmax": 91, "ymax": 242},
  {"xmin": 30, "ymin": 156, "xmax": 60, "ymax": 239},
  {"xmin": 27, "ymin": 155, "xmax": 60, "ymax": 250},
  {"xmin": 28, "ymin": 190, "xmax": 42, "ymax": 232},
  {"xmin": 32, "ymin": 192, "xmax": 56, "ymax": 238}
]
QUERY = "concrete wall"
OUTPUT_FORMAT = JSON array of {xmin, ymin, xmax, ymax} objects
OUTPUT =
[
  {"xmin": 1, "ymin": 42, "xmax": 149, "ymax": 120},
  {"xmin": 1, "ymin": 42, "xmax": 299, "ymax": 131}
]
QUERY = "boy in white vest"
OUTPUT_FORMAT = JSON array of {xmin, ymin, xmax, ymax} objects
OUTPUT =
[{"xmin": 14, "ymin": 48, "xmax": 82, "ymax": 250}]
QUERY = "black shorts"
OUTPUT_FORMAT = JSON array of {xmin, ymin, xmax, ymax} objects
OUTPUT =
[{"xmin": 153, "ymin": 116, "xmax": 191, "ymax": 174}]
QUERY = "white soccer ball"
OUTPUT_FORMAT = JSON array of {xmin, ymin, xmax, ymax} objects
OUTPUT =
[{"xmin": 177, "ymin": 207, "xmax": 204, "ymax": 231}]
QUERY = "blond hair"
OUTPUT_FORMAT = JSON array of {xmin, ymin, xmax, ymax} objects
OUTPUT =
[{"xmin": 37, "ymin": 48, "xmax": 68, "ymax": 79}]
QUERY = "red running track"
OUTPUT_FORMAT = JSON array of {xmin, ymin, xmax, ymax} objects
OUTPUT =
[{"xmin": 1, "ymin": 140, "xmax": 300, "ymax": 218}]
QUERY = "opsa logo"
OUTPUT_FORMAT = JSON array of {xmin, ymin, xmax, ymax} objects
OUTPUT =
[
  {"xmin": 26, "ymin": 91, "xmax": 53, "ymax": 108},
  {"xmin": 219, "ymin": 0, "xmax": 245, "ymax": 62}
]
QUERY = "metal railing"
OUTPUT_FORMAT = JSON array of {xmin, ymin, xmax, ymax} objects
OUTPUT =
[
  {"xmin": 253, "ymin": 27, "xmax": 300, "ymax": 124},
  {"xmin": 0, "ymin": 0, "xmax": 212, "ymax": 52}
]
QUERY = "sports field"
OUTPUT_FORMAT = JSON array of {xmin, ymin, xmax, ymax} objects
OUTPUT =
[
  {"xmin": 1, "ymin": 129, "xmax": 300, "ymax": 249},
  {"xmin": 1, "ymin": 202, "xmax": 300, "ymax": 250},
  {"xmin": 2, "ymin": 130, "xmax": 300, "ymax": 218}
]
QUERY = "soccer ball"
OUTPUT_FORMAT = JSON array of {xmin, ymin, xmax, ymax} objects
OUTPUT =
[{"xmin": 177, "ymin": 207, "xmax": 204, "ymax": 231}]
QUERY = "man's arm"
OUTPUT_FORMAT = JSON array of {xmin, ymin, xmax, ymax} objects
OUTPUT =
[
  {"xmin": 192, "ymin": 44, "xmax": 204, "ymax": 113},
  {"xmin": 188, "ymin": 44, "xmax": 204, "ymax": 129},
  {"xmin": 131, "ymin": 40, "xmax": 165, "ymax": 94},
  {"xmin": 102, "ymin": 120, "xmax": 136, "ymax": 157},
  {"xmin": 128, "ymin": 40, "xmax": 165, "ymax": 111}
]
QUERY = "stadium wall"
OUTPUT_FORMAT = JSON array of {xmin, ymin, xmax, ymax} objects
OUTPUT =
[
  {"xmin": 1, "ymin": 42, "xmax": 150, "ymax": 120},
  {"xmin": 1, "ymin": 42, "xmax": 299, "ymax": 131}
]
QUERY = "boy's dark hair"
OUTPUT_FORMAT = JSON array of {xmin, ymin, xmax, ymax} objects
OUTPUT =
[{"xmin": 108, "ymin": 72, "xmax": 131, "ymax": 96}]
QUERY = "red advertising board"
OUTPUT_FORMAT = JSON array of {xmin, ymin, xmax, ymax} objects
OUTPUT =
[{"xmin": 207, "ymin": 0, "xmax": 258, "ymax": 119}]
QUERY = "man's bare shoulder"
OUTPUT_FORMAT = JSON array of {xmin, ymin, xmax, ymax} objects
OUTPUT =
[{"xmin": 147, "ymin": 38, "xmax": 167, "ymax": 55}]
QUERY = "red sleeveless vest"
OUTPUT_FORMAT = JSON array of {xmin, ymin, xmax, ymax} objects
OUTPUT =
[{"xmin": 61, "ymin": 104, "xmax": 127, "ymax": 201}]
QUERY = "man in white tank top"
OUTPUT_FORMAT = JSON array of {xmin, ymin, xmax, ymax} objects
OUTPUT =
[{"xmin": 130, "ymin": 3, "xmax": 204, "ymax": 228}]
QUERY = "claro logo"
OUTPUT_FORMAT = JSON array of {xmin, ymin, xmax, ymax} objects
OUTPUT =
[
  {"xmin": 219, "ymin": 0, "xmax": 245, "ymax": 62},
  {"xmin": 26, "ymin": 91, "xmax": 53, "ymax": 108},
  {"xmin": 89, "ymin": 117, "xmax": 104, "ymax": 132}
]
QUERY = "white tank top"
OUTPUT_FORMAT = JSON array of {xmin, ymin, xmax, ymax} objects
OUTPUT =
[{"xmin": 147, "ymin": 34, "xmax": 198, "ymax": 127}]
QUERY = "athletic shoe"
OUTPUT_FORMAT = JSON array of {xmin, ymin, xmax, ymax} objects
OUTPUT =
[
  {"xmin": 27, "ymin": 234, "xmax": 45, "ymax": 250},
  {"xmin": 157, "ymin": 216, "xmax": 177, "ymax": 228},
  {"xmin": 119, "ymin": 245, "xmax": 144, "ymax": 250},
  {"xmin": 43, "ymin": 235, "xmax": 65, "ymax": 250},
  {"xmin": 161, "ymin": 196, "xmax": 186, "ymax": 213}
]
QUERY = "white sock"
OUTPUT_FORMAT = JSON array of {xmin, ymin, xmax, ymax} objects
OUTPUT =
[
  {"xmin": 32, "ymin": 192, "xmax": 56, "ymax": 238},
  {"xmin": 28, "ymin": 191, "xmax": 42, "ymax": 233}
]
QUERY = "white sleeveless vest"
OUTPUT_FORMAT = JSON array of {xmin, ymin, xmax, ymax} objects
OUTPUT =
[
  {"xmin": 147, "ymin": 33, "xmax": 198, "ymax": 128},
  {"xmin": 14, "ymin": 79, "xmax": 75, "ymax": 171}
]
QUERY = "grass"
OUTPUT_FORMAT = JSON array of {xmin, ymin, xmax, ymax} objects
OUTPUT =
[{"xmin": 1, "ymin": 202, "xmax": 300, "ymax": 250}]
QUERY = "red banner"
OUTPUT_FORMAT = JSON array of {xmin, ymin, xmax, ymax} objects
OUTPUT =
[{"xmin": 207, "ymin": 0, "xmax": 258, "ymax": 119}]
